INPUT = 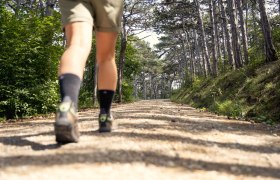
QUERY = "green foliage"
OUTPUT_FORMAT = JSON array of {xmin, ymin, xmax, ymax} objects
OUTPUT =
[
  {"xmin": 271, "ymin": 15, "xmax": 280, "ymax": 53},
  {"xmin": 120, "ymin": 41, "xmax": 143, "ymax": 102},
  {"xmin": 78, "ymin": 90, "xmax": 97, "ymax": 109},
  {"xmin": 248, "ymin": 46, "xmax": 265, "ymax": 67},
  {"xmin": 121, "ymin": 80, "xmax": 135, "ymax": 102},
  {"xmin": 0, "ymin": 7, "xmax": 63, "ymax": 119},
  {"xmin": 172, "ymin": 60, "xmax": 280, "ymax": 123},
  {"xmin": 0, "ymin": 81, "xmax": 59, "ymax": 119},
  {"xmin": 123, "ymin": 42, "xmax": 141, "ymax": 81},
  {"xmin": 79, "ymin": 38, "xmax": 97, "ymax": 108},
  {"xmin": 0, "ymin": 118, "xmax": 5, "ymax": 123},
  {"xmin": 115, "ymin": 37, "xmax": 149, "ymax": 102},
  {"xmin": 214, "ymin": 100, "xmax": 243, "ymax": 118}
]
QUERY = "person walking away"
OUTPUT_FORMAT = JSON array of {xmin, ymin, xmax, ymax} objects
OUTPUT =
[{"xmin": 54, "ymin": 0, "xmax": 123, "ymax": 143}]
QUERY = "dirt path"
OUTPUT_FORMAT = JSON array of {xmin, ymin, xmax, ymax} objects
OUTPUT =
[{"xmin": 0, "ymin": 100, "xmax": 280, "ymax": 180}]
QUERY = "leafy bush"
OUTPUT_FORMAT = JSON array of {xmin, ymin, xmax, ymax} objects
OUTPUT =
[
  {"xmin": 120, "ymin": 80, "xmax": 135, "ymax": 102},
  {"xmin": 172, "ymin": 60, "xmax": 280, "ymax": 123},
  {"xmin": 216, "ymin": 100, "xmax": 243, "ymax": 118},
  {"xmin": 0, "ymin": 82, "xmax": 59, "ymax": 119},
  {"xmin": 0, "ymin": 7, "xmax": 63, "ymax": 119},
  {"xmin": 79, "ymin": 90, "xmax": 97, "ymax": 109}
]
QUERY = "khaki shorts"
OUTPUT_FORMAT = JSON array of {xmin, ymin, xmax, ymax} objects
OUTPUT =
[{"xmin": 59, "ymin": 0, "xmax": 123, "ymax": 32}]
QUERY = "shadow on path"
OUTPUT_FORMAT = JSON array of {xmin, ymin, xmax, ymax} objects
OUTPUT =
[
  {"xmin": 1, "ymin": 149, "xmax": 279, "ymax": 179},
  {"xmin": 0, "ymin": 132, "xmax": 60, "ymax": 151}
]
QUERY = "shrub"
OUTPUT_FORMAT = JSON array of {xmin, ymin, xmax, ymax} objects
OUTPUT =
[{"xmin": 216, "ymin": 100, "xmax": 243, "ymax": 118}]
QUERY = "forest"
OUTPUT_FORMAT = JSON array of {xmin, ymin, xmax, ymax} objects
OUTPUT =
[{"xmin": 0, "ymin": 0, "xmax": 279, "ymax": 122}]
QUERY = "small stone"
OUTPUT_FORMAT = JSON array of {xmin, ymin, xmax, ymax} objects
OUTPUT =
[
  {"xmin": 166, "ymin": 161, "xmax": 175, "ymax": 167},
  {"xmin": 230, "ymin": 166, "xmax": 239, "ymax": 172}
]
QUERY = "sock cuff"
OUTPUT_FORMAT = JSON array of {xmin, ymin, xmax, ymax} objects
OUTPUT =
[
  {"xmin": 59, "ymin": 73, "xmax": 81, "ymax": 81},
  {"xmin": 98, "ymin": 90, "xmax": 115, "ymax": 93}
]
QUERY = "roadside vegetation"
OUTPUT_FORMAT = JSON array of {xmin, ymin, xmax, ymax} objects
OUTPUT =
[{"xmin": 172, "ymin": 60, "xmax": 280, "ymax": 123}]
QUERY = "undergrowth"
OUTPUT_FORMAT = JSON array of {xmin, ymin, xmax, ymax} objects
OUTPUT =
[{"xmin": 172, "ymin": 60, "xmax": 280, "ymax": 124}]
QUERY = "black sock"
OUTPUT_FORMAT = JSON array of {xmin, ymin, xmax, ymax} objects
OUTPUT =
[
  {"xmin": 98, "ymin": 90, "xmax": 115, "ymax": 114},
  {"xmin": 59, "ymin": 73, "xmax": 81, "ymax": 110}
]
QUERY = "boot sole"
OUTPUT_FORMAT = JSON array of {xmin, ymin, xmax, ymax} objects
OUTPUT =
[
  {"xmin": 54, "ymin": 122, "xmax": 79, "ymax": 143},
  {"xmin": 98, "ymin": 127, "xmax": 112, "ymax": 133}
]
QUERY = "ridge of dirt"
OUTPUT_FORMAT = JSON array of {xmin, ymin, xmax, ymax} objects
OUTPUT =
[{"xmin": 0, "ymin": 100, "xmax": 279, "ymax": 180}]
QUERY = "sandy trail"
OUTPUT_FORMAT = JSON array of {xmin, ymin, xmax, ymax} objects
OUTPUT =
[{"xmin": 0, "ymin": 100, "xmax": 279, "ymax": 180}]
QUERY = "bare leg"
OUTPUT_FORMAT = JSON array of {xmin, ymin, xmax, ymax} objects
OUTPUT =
[
  {"xmin": 59, "ymin": 22, "xmax": 93, "ymax": 79},
  {"xmin": 96, "ymin": 32, "xmax": 118, "ymax": 90}
]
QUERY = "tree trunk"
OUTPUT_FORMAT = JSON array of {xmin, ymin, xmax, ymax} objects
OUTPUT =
[
  {"xmin": 221, "ymin": 24, "xmax": 227, "ymax": 67},
  {"xmin": 220, "ymin": 0, "xmax": 235, "ymax": 68},
  {"xmin": 45, "ymin": 0, "xmax": 53, "ymax": 16},
  {"xmin": 195, "ymin": 0, "xmax": 212, "ymax": 75},
  {"xmin": 15, "ymin": 0, "xmax": 21, "ymax": 17},
  {"xmin": 245, "ymin": 0, "xmax": 249, "ymax": 37},
  {"xmin": 237, "ymin": 0, "xmax": 249, "ymax": 64},
  {"xmin": 133, "ymin": 76, "xmax": 138, "ymax": 99},
  {"xmin": 258, "ymin": 0, "xmax": 278, "ymax": 62},
  {"xmin": 92, "ymin": 63, "xmax": 98, "ymax": 106},
  {"xmin": 117, "ymin": 37, "xmax": 127, "ymax": 103},
  {"xmin": 153, "ymin": 76, "xmax": 158, "ymax": 99},
  {"xmin": 117, "ymin": 17, "xmax": 127, "ymax": 103},
  {"xmin": 182, "ymin": 16, "xmax": 195, "ymax": 81},
  {"xmin": 179, "ymin": 31, "xmax": 190, "ymax": 80},
  {"xmin": 186, "ymin": 30, "xmax": 195, "ymax": 78},
  {"xmin": 279, "ymin": 0, "xmax": 280, "ymax": 16},
  {"xmin": 143, "ymin": 74, "xmax": 147, "ymax": 100},
  {"xmin": 199, "ymin": 40, "xmax": 208, "ymax": 77},
  {"xmin": 209, "ymin": 0, "xmax": 218, "ymax": 76},
  {"xmin": 193, "ymin": 29, "xmax": 204, "ymax": 76},
  {"xmin": 228, "ymin": 0, "xmax": 242, "ymax": 68},
  {"xmin": 251, "ymin": 3, "xmax": 259, "ymax": 45},
  {"xmin": 213, "ymin": 0, "xmax": 221, "ymax": 62},
  {"xmin": 169, "ymin": 77, "xmax": 174, "ymax": 98}
]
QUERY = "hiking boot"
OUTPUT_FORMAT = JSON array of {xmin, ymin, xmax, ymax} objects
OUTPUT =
[
  {"xmin": 54, "ymin": 100, "xmax": 80, "ymax": 143},
  {"xmin": 98, "ymin": 114, "xmax": 114, "ymax": 133}
]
